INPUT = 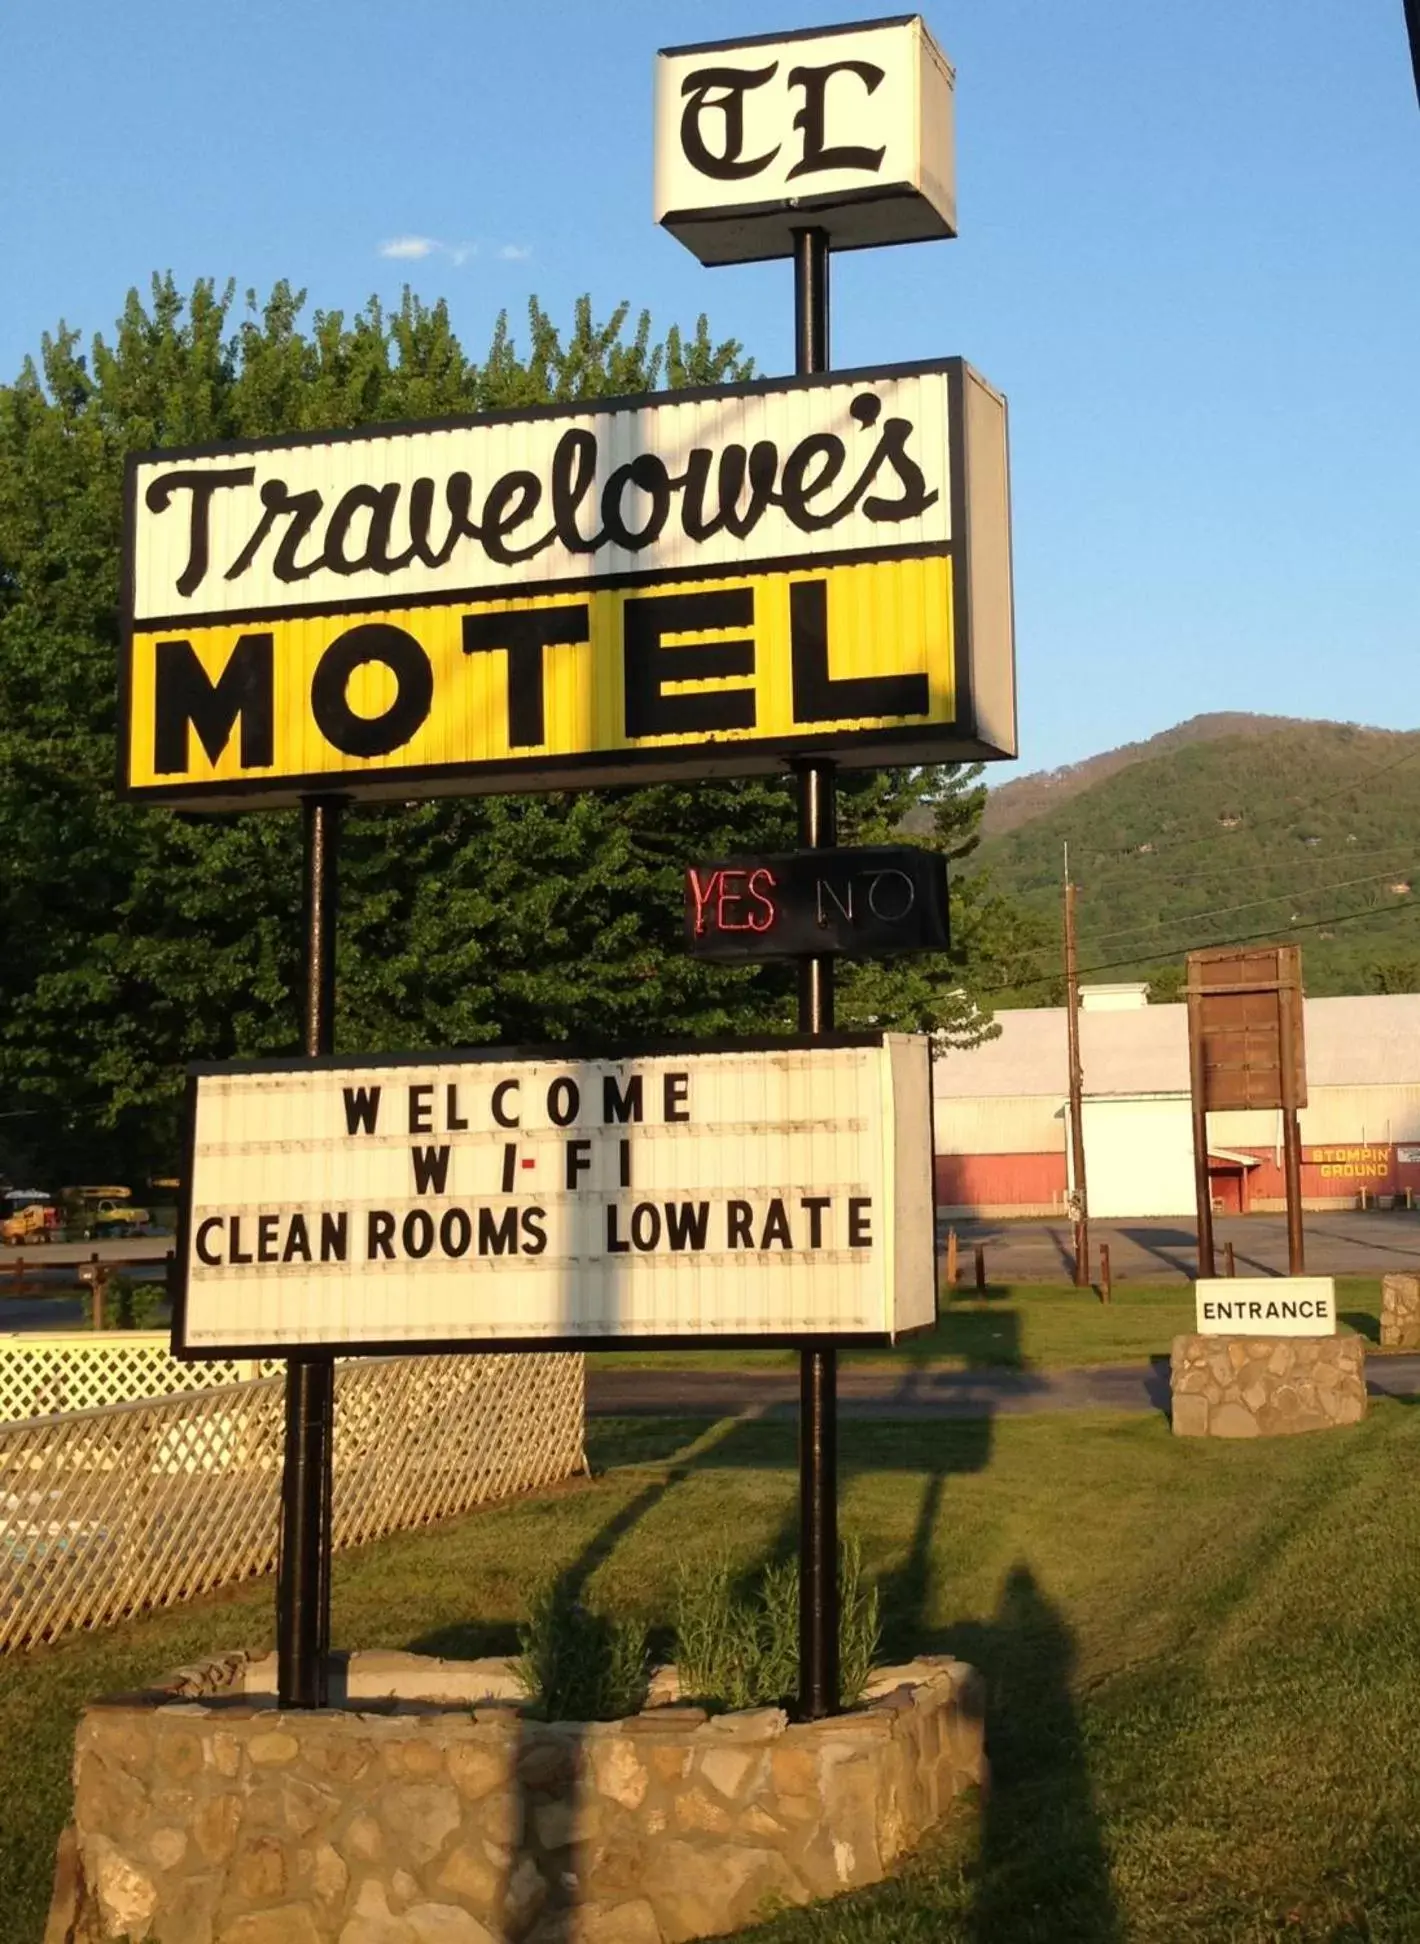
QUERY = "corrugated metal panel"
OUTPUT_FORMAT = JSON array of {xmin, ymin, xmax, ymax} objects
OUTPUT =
[
  {"xmin": 936, "ymin": 993, "xmax": 1420, "ymax": 1098},
  {"xmin": 933, "ymin": 1094, "xmax": 1064, "ymax": 1155},
  {"xmin": 936, "ymin": 1152, "xmax": 1065, "ymax": 1209}
]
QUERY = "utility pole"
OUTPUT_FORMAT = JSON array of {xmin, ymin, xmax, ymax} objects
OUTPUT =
[{"xmin": 1063, "ymin": 845, "xmax": 1090, "ymax": 1287}]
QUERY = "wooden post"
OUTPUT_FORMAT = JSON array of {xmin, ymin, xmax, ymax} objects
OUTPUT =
[
  {"xmin": 974, "ymin": 1243, "xmax": 987, "ymax": 1291},
  {"xmin": 1064, "ymin": 866, "xmax": 1090, "ymax": 1286},
  {"xmin": 1186, "ymin": 981, "xmax": 1215, "ymax": 1279},
  {"xmin": 1277, "ymin": 965, "xmax": 1305, "ymax": 1274},
  {"xmin": 945, "ymin": 1228, "xmax": 958, "ymax": 1288},
  {"xmin": 1225, "ymin": 1240, "xmax": 1236, "ymax": 1278},
  {"xmin": 90, "ymin": 1253, "xmax": 105, "ymax": 1331},
  {"xmin": 1098, "ymin": 1242, "xmax": 1112, "ymax": 1304}
]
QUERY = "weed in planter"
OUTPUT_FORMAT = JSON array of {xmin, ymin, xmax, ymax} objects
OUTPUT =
[
  {"xmin": 675, "ymin": 1537, "xmax": 881, "ymax": 1710},
  {"xmin": 515, "ymin": 1579, "xmax": 650, "ymax": 1722}
]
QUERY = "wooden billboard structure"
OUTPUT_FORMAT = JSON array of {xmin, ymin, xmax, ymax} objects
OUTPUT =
[{"xmin": 1185, "ymin": 944, "xmax": 1307, "ymax": 1277}]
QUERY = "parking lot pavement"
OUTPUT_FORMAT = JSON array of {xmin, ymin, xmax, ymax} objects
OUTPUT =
[{"xmin": 941, "ymin": 1211, "xmax": 1420, "ymax": 1282}]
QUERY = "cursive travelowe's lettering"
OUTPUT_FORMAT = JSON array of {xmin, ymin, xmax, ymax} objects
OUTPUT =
[{"xmin": 144, "ymin": 393, "xmax": 938, "ymax": 602}]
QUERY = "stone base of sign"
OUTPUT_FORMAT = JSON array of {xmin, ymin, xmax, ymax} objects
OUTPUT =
[
  {"xmin": 49, "ymin": 1648, "xmax": 984, "ymax": 1944},
  {"xmin": 1170, "ymin": 1332, "xmax": 1367, "ymax": 1438},
  {"xmin": 1380, "ymin": 1274, "xmax": 1420, "ymax": 1350}
]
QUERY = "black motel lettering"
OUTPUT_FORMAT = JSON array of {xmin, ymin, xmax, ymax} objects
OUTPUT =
[{"xmin": 150, "ymin": 578, "xmax": 932, "ymax": 776}]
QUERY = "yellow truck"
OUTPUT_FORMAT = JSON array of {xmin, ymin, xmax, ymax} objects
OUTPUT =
[
  {"xmin": 61, "ymin": 1186, "xmax": 153, "ymax": 1240},
  {"xmin": 0, "ymin": 1197, "xmax": 59, "ymax": 1245}
]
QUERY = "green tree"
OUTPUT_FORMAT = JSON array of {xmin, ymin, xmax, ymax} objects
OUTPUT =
[{"xmin": 0, "ymin": 277, "xmax": 1017, "ymax": 1182}]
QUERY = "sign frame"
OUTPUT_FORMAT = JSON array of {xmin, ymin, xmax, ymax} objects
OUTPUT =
[
  {"xmin": 1194, "ymin": 1276, "xmax": 1337, "ymax": 1338},
  {"xmin": 170, "ymin": 1032, "xmax": 938, "ymax": 1361},
  {"xmin": 118, "ymin": 357, "xmax": 1015, "ymax": 809},
  {"xmin": 684, "ymin": 844, "xmax": 949, "ymax": 959}
]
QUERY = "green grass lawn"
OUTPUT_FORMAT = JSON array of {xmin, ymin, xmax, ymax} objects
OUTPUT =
[
  {"xmin": 592, "ymin": 1276, "xmax": 1386, "ymax": 1373},
  {"xmin": 5, "ymin": 1397, "xmax": 1420, "ymax": 1941}
]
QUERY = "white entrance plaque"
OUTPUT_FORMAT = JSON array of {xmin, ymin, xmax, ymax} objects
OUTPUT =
[
  {"xmin": 1195, "ymin": 1278, "xmax": 1337, "ymax": 1337},
  {"xmin": 654, "ymin": 17, "xmax": 956, "ymax": 264},
  {"xmin": 174, "ymin": 1036, "xmax": 935, "ymax": 1355}
]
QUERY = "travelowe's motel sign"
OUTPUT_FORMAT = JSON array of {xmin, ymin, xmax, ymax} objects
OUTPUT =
[
  {"xmin": 173, "ymin": 1038, "xmax": 935, "ymax": 1356},
  {"xmin": 120, "ymin": 360, "xmax": 1015, "ymax": 806}
]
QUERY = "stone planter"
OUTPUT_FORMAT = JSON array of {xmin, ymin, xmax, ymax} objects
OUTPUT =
[
  {"xmin": 1170, "ymin": 1332, "xmax": 1367, "ymax": 1438},
  {"xmin": 1380, "ymin": 1273, "xmax": 1420, "ymax": 1350},
  {"xmin": 49, "ymin": 1648, "xmax": 985, "ymax": 1944}
]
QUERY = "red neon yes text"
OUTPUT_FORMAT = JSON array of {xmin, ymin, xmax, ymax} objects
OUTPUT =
[{"xmin": 688, "ymin": 867, "xmax": 779, "ymax": 936}]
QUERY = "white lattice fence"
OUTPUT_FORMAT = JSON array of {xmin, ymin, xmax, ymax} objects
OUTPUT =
[
  {"xmin": 0, "ymin": 1353, "xmax": 585, "ymax": 1652},
  {"xmin": 0, "ymin": 1333, "xmax": 279, "ymax": 1422}
]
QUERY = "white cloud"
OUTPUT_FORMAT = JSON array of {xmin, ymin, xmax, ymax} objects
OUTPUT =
[
  {"xmin": 378, "ymin": 236, "xmax": 478, "ymax": 266},
  {"xmin": 498, "ymin": 243, "xmax": 533, "ymax": 262},
  {"xmin": 380, "ymin": 235, "xmax": 438, "ymax": 261}
]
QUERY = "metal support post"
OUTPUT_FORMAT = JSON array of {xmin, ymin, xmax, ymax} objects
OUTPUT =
[
  {"xmin": 277, "ymin": 795, "xmax": 345, "ymax": 1709},
  {"xmin": 793, "ymin": 224, "xmax": 840, "ymax": 1724}
]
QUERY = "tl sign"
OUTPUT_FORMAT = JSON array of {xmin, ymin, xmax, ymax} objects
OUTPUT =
[{"xmin": 654, "ymin": 17, "xmax": 957, "ymax": 265}]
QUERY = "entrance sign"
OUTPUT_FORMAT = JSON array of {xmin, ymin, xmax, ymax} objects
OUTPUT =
[
  {"xmin": 654, "ymin": 17, "xmax": 957, "ymax": 264},
  {"xmin": 123, "ymin": 361, "xmax": 1015, "ymax": 807},
  {"xmin": 685, "ymin": 845, "xmax": 948, "ymax": 959},
  {"xmin": 173, "ymin": 1035, "xmax": 935, "ymax": 1355},
  {"xmin": 1195, "ymin": 1277, "xmax": 1337, "ymax": 1337}
]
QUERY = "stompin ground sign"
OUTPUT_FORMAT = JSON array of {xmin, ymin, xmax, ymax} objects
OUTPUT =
[{"xmin": 685, "ymin": 846, "xmax": 949, "ymax": 959}]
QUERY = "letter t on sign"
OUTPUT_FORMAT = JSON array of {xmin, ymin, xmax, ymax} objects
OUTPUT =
[{"xmin": 462, "ymin": 605, "xmax": 590, "ymax": 749}]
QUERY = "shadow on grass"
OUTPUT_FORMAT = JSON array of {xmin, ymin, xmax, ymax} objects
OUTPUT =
[
  {"xmin": 1341, "ymin": 1309, "xmax": 1380, "ymax": 1345},
  {"xmin": 903, "ymin": 1286, "xmax": 1026, "ymax": 1370},
  {"xmin": 952, "ymin": 1563, "xmax": 1122, "ymax": 1944}
]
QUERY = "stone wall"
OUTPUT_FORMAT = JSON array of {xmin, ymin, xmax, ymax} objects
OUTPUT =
[
  {"xmin": 49, "ymin": 1648, "xmax": 985, "ymax": 1944},
  {"xmin": 1380, "ymin": 1274, "xmax": 1420, "ymax": 1350},
  {"xmin": 1170, "ymin": 1332, "xmax": 1367, "ymax": 1438}
]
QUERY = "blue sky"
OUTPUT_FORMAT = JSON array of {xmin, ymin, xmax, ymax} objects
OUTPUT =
[{"xmin": 4, "ymin": 0, "xmax": 1418, "ymax": 778}]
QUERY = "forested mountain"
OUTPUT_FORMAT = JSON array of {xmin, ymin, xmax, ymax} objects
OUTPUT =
[
  {"xmin": 979, "ymin": 712, "xmax": 1320, "ymax": 839},
  {"xmin": 977, "ymin": 719, "xmax": 1420, "ymax": 1003}
]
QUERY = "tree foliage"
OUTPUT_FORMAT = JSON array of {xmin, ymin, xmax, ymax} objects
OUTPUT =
[{"xmin": 0, "ymin": 277, "xmax": 1021, "ymax": 1183}]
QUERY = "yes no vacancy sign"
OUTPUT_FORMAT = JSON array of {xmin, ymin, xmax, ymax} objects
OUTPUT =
[{"xmin": 173, "ymin": 1036, "xmax": 934, "ymax": 1355}]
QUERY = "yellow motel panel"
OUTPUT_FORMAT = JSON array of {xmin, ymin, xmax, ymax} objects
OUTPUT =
[{"xmin": 126, "ymin": 555, "xmax": 953, "ymax": 798}]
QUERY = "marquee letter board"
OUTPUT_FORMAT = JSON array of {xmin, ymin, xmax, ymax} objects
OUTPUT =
[{"xmin": 173, "ymin": 1034, "xmax": 936, "ymax": 1355}]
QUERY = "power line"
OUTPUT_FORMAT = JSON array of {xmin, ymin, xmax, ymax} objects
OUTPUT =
[
  {"xmin": 1080, "ymin": 866, "xmax": 1418, "ymax": 950},
  {"xmin": 1060, "ymin": 837, "xmax": 1420, "ymax": 902},
  {"xmin": 982, "ymin": 889, "xmax": 1420, "ymax": 1000}
]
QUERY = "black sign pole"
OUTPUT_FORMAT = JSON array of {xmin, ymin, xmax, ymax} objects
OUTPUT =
[
  {"xmin": 792, "ymin": 224, "xmax": 840, "ymax": 1723},
  {"xmin": 277, "ymin": 793, "xmax": 345, "ymax": 1708}
]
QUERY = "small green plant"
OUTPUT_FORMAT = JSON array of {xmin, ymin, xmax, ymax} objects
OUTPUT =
[
  {"xmin": 674, "ymin": 1536, "xmax": 881, "ymax": 1711},
  {"xmin": 80, "ymin": 1278, "xmax": 167, "ymax": 1330},
  {"xmin": 515, "ymin": 1579, "xmax": 649, "ymax": 1722}
]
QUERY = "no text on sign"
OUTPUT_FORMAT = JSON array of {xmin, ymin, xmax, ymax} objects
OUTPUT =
[
  {"xmin": 122, "ymin": 361, "xmax": 1015, "ymax": 808},
  {"xmin": 685, "ymin": 846, "xmax": 948, "ymax": 959},
  {"xmin": 173, "ymin": 1036, "xmax": 936, "ymax": 1356},
  {"xmin": 654, "ymin": 16, "xmax": 956, "ymax": 263}
]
